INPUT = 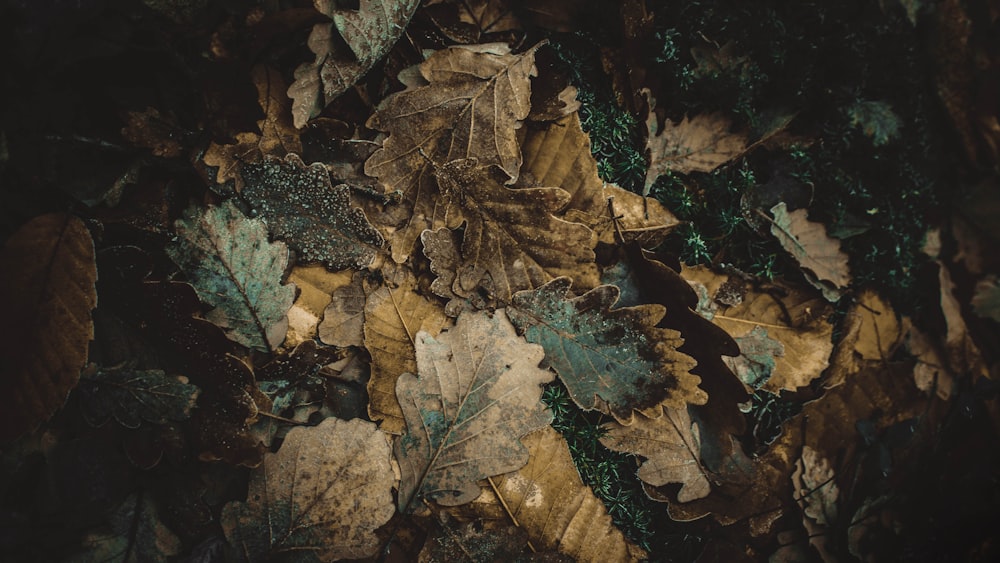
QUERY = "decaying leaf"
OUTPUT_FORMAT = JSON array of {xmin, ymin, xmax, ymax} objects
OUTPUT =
[
  {"xmin": 508, "ymin": 277, "xmax": 703, "ymax": 423},
  {"xmin": 723, "ymin": 326, "xmax": 785, "ymax": 389},
  {"xmin": 222, "ymin": 417, "xmax": 395, "ymax": 562},
  {"xmin": 846, "ymin": 100, "xmax": 902, "ymax": 146},
  {"xmin": 432, "ymin": 159, "xmax": 598, "ymax": 304},
  {"xmin": 78, "ymin": 367, "xmax": 199, "ymax": 429},
  {"xmin": 167, "ymin": 200, "xmax": 295, "ymax": 352},
  {"xmin": 423, "ymin": 0, "xmax": 522, "ymax": 45},
  {"xmin": 285, "ymin": 266, "xmax": 355, "ymax": 347},
  {"xmin": 422, "ymin": 227, "xmax": 493, "ymax": 316},
  {"xmin": 121, "ymin": 107, "xmax": 185, "ymax": 158},
  {"xmin": 419, "ymin": 514, "xmax": 569, "ymax": 563},
  {"xmin": 204, "ymin": 66, "xmax": 302, "ymax": 186},
  {"xmin": 642, "ymin": 88, "xmax": 748, "ymax": 195},
  {"xmin": 937, "ymin": 261, "xmax": 989, "ymax": 379},
  {"xmin": 395, "ymin": 309, "xmax": 554, "ymax": 511},
  {"xmin": 365, "ymin": 43, "xmax": 539, "ymax": 261},
  {"xmin": 318, "ymin": 271, "xmax": 366, "ymax": 347},
  {"xmin": 364, "ymin": 267, "xmax": 450, "ymax": 434},
  {"xmin": 68, "ymin": 492, "xmax": 182, "ymax": 563},
  {"xmin": 0, "ymin": 213, "xmax": 97, "ymax": 443},
  {"xmin": 972, "ymin": 276, "xmax": 1000, "ymax": 322},
  {"xmin": 601, "ymin": 406, "xmax": 711, "ymax": 503},
  {"xmin": 792, "ymin": 446, "xmax": 838, "ymax": 527},
  {"xmin": 769, "ymin": 202, "xmax": 851, "ymax": 302},
  {"xmin": 288, "ymin": 0, "xmax": 421, "ymax": 128},
  {"xmin": 853, "ymin": 289, "xmax": 903, "ymax": 361},
  {"xmin": 905, "ymin": 324, "xmax": 955, "ymax": 400},
  {"xmin": 240, "ymin": 153, "xmax": 384, "ymax": 270}
]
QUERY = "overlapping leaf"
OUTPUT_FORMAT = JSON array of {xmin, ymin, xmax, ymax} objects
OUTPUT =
[
  {"xmin": 769, "ymin": 202, "xmax": 851, "ymax": 302},
  {"xmin": 78, "ymin": 367, "xmax": 200, "ymax": 429},
  {"xmin": 394, "ymin": 309, "xmax": 554, "ymax": 511},
  {"xmin": 167, "ymin": 200, "xmax": 295, "ymax": 352},
  {"xmin": 68, "ymin": 493, "xmax": 182, "ymax": 563},
  {"xmin": 508, "ymin": 277, "xmax": 703, "ymax": 423}
]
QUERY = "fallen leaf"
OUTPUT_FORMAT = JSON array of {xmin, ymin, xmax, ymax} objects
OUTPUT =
[
  {"xmin": 419, "ymin": 513, "xmax": 569, "ymax": 563},
  {"xmin": 421, "ymin": 227, "xmax": 493, "ymax": 316},
  {"xmin": 769, "ymin": 202, "xmax": 851, "ymax": 302},
  {"xmin": 240, "ymin": 153, "xmax": 385, "ymax": 270},
  {"xmin": 365, "ymin": 43, "xmax": 539, "ymax": 262},
  {"xmin": 204, "ymin": 65, "xmax": 302, "ymax": 187},
  {"xmin": 854, "ymin": 289, "xmax": 903, "ymax": 361},
  {"xmin": 905, "ymin": 323, "xmax": 955, "ymax": 400},
  {"xmin": 222, "ymin": 417, "xmax": 395, "ymax": 562},
  {"xmin": 642, "ymin": 88, "xmax": 747, "ymax": 195},
  {"xmin": 167, "ymin": 200, "xmax": 296, "ymax": 352},
  {"xmin": 423, "ymin": 0, "xmax": 522, "ymax": 44},
  {"xmin": 364, "ymin": 267, "xmax": 451, "ymax": 434},
  {"xmin": 121, "ymin": 107, "xmax": 185, "ymax": 158},
  {"xmin": 77, "ymin": 367, "xmax": 199, "ymax": 429},
  {"xmin": 846, "ymin": 100, "xmax": 902, "ymax": 146},
  {"xmin": 68, "ymin": 492, "xmax": 182, "ymax": 563},
  {"xmin": 432, "ymin": 159, "xmax": 598, "ymax": 304},
  {"xmin": 792, "ymin": 446, "xmax": 838, "ymax": 527},
  {"xmin": 285, "ymin": 266, "xmax": 355, "ymax": 347},
  {"xmin": 601, "ymin": 406, "xmax": 711, "ymax": 503},
  {"xmin": 508, "ymin": 277, "xmax": 703, "ymax": 423},
  {"xmin": 395, "ymin": 309, "xmax": 554, "ymax": 511},
  {"xmin": 288, "ymin": 0, "xmax": 421, "ymax": 128},
  {"xmin": 972, "ymin": 276, "xmax": 1000, "ymax": 322},
  {"xmin": 937, "ymin": 261, "xmax": 990, "ymax": 379},
  {"xmin": 318, "ymin": 271, "xmax": 366, "ymax": 347},
  {"xmin": 0, "ymin": 213, "xmax": 97, "ymax": 443},
  {"xmin": 723, "ymin": 326, "xmax": 785, "ymax": 389}
]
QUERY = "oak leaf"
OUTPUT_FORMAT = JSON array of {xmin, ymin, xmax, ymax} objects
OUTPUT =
[
  {"xmin": 421, "ymin": 227, "xmax": 492, "ymax": 316},
  {"xmin": 971, "ymin": 275, "xmax": 1000, "ymax": 322},
  {"xmin": 394, "ymin": 309, "xmax": 554, "ymax": 511},
  {"xmin": 204, "ymin": 66, "xmax": 302, "ymax": 187},
  {"xmin": 68, "ymin": 493, "xmax": 182, "ymax": 563},
  {"xmin": 78, "ymin": 367, "xmax": 200, "ymax": 429},
  {"xmin": 0, "ymin": 213, "xmax": 97, "ymax": 443},
  {"xmin": 792, "ymin": 446, "xmax": 839, "ymax": 526},
  {"xmin": 222, "ymin": 417, "xmax": 395, "ymax": 562},
  {"xmin": 318, "ymin": 271, "xmax": 366, "ymax": 347},
  {"xmin": 285, "ymin": 266, "xmax": 355, "ymax": 347},
  {"xmin": 509, "ymin": 277, "xmax": 704, "ymax": 423},
  {"xmin": 240, "ymin": 153, "xmax": 385, "ymax": 270},
  {"xmin": 288, "ymin": 0, "xmax": 421, "ymax": 128},
  {"xmin": 423, "ymin": 0, "xmax": 521, "ymax": 44},
  {"xmin": 167, "ymin": 200, "xmax": 295, "ymax": 352},
  {"xmin": 365, "ymin": 43, "xmax": 539, "ymax": 262},
  {"xmin": 723, "ymin": 326, "xmax": 785, "ymax": 389},
  {"xmin": 769, "ymin": 202, "xmax": 851, "ymax": 302},
  {"xmin": 419, "ymin": 515, "xmax": 570, "ymax": 563},
  {"xmin": 642, "ymin": 88, "xmax": 747, "ymax": 195}
]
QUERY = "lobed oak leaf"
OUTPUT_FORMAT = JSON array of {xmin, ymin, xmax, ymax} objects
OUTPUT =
[
  {"xmin": 288, "ymin": 0, "xmax": 421, "ymax": 128},
  {"xmin": 508, "ymin": 277, "xmax": 704, "ymax": 423},
  {"xmin": 167, "ymin": 200, "xmax": 295, "ymax": 353},
  {"xmin": 77, "ymin": 367, "xmax": 199, "ymax": 429},
  {"xmin": 285, "ymin": 266, "xmax": 355, "ymax": 347},
  {"xmin": 769, "ymin": 202, "xmax": 851, "ymax": 302},
  {"xmin": 394, "ymin": 309, "xmax": 554, "ymax": 511},
  {"xmin": 317, "ymin": 271, "xmax": 366, "ymax": 347},
  {"xmin": 423, "ymin": 0, "xmax": 522, "ymax": 45},
  {"xmin": 222, "ymin": 417, "xmax": 395, "ymax": 562},
  {"xmin": 0, "ymin": 213, "xmax": 97, "ymax": 443},
  {"xmin": 723, "ymin": 326, "xmax": 785, "ymax": 389},
  {"xmin": 792, "ymin": 446, "xmax": 839, "ymax": 527},
  {"xmin": 240, "ymin": 153, "xmax": 385, "ymax": 270},
  {"xmin": 365, "ymin": 43, "xmax": 539, "ymax": 262}
]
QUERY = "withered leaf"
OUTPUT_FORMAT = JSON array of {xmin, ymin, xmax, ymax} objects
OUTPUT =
[
  {"xmin": 601, "ymin": 406, "xmax": 710, "ymax": 503},
  {"xmin": 432, "ymin": 159, "xmax": 598, "ymax": 304},
  {"xmin": 288, "ymin": 0, "xmax": 421, "ymax": 128},
  {"xmin": 69, "ymin": 492, "xmax": 182, "ymax": 563},
  {"xmin": 285, "ymin": 266, "xmax": 355, "ymax": 347},
  {"xmin": 395, "ymin": 309, "xmax": 554, "ymax": 511},
  {"xmin": 508, "ymin": 277, "xmax": 703, "ymax": 423},
  {"xmin": 365, "ymin": 43, "xmax": 539, "ymax": 262},
  {"xmin": 419, "ymin": 515, "xmax": 568, "ymax": 563},
  {"xmin": 0, "ymin": 213, "xmax": 97, "ymax": 443},
  {"xmin": 723, "ymin": 325, "xmax": 785, "ymax": 389},
  {"xmin": 167, "ymin": 200, "xmax": 295, "ymax": 353},
  {"xmin": 78, "ymin": 367, "xmax": 199, "ymax": 429},
  {"xmin": 204, "ymin": 66, "xmax": 302, "ymax": 187},
  {"xmin": 642, "ymin": 88, "xmax": 747, "ymax": 195},
  {"xmin": 421, "ymin": 227, "xmax": 492, "ymax": 316},
  {"xmin": 318, "ymin": 271, "xmax": 366, "ymax": 347},
  {"xmin": 121, "ymin": 107, "xmax": 185, "ymax": 158},
  {"xmin": 971, "ymin": 275, "xmax": 1000, "ymax": 322},
  {"xmin": 423, "ymin": 0, "xmax": 521, "ymax": 45},
  {"xmin": 240, "ymin": 153, "xmax": 384, "ymax": 270},
  {"xmin": 792, "ymin": 446, "xmax": 838, "ymax": 527},
  {"xmin": 222, "ymin": 417, "xmax": 395, "ymax": 562},
  {"xmin": 364, "ymin": 267, "xmax": 450, "ymax": 434},
  {"xmin": 769, "ymin": 202, "xmax": 851, "ymax": 302},
  {"xmin": 853, "ymin": 289, "xmax": 902, "ymax": 361}
]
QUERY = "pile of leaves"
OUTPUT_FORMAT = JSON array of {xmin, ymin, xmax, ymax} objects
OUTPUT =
[{"xmin": 2, "ymin": 0, "xmax": 999, "ymax": 561}]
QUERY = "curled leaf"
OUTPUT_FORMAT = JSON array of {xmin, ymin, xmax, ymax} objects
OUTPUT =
[{"xmin": 769, "ymin": 202, "xmax": 851, "ymax": 302}]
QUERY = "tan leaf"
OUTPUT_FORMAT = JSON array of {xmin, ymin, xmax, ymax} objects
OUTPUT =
[
  {"xmin": 285, "ymin": 266, "xmax": 355, "ymax": 347},
  {"xmin": 769, "ymin": 202, "xmax": 851, "ymax": 302},
  {"xmin": 642, "ymin": 88, "xmax": 747, "ymax": 195},
  {"xmin": 792, "ymin": 446, "xmax": 838, "ymax": 527},
  {"xmin": 854, "ymin": 289, "xmax": 902, "ymax": 361},
  {"xmin": 905, "ymin": 323, "xmax": 955, "ymax": 400},
  {"xmin": 937, "ymin": 261, "xmax": 989, "ymax": 379},
  {"xmin": 0, "ymin": 214, "xmax": 97, "ymax": 443},
  {"xmin": 423, "ymin": 0, "xmax": 521, "ymax": 44},
  {"xmin": 365, "ymin": 43, "xmax": 539, "ymax": 262},
  {"xmin": 394, "ymin": 309, "xmax": 554, "ymax": 511},
  {"xmin": 364, "ymin": 268, "xmax": 450, "ymax": 434},
  {"xmin": 203, "ymin": 66, "xmax": 302, "ymax": 187},
  {"xmin": 601, "ymin": 406, "xmax": 711, "ymax": 503},
  {"xmin": 222, "ymin": 418, "xmax": 395, "ymax": 561},
  {"xmin": 318, "ymin": 272, "xmax": 365, "ymax": 347}
]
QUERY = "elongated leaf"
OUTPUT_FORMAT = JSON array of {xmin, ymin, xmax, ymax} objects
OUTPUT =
[
  {"xmin": 394, "ymin": 309, "xmax": 554, "ymax": 511},
  {"xmin": 508, "ymin": 277, "xmax": 703, "ymax": 423},
  {"xmin": 167, "ymin": 200, "xmax": 295, "ymax": 352},
  {"xmin": 222, "ymin": 417, "xmax": 395, "ymax": 562},
  {"xmin": 0, "ymin": 213, "xmax": 97, "ymax": 443},
  {"xmin": 769, "ymin": 202, "xmax": 851, "ymax": 302},
  {"xmin": 78, "ymin": 367, "xmax": 200, "ymax": 429}
]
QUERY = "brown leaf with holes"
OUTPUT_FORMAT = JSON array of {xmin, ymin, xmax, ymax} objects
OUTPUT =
[
  {"xmin": 0, "ymin": 214, "xmax": 97, "ymax": 443},
  {"xmin": 204, "ymin": 66, "xmax": 302, "ymax": 188}
]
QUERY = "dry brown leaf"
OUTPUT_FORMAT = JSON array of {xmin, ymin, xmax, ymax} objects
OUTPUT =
[
  {"xmin": 642, "ymin": 88, "xmax": 747, "ymax": 195},
  {"xmin": 121, "ymin": 107, "xmax": 184, "ymax": 158},
  {"xmin": 905, "ymin": 323, "xmax": 955, "ymax": 400},
  {"xmin": 364, "ymin": 268, "xmax": 450, "ymax": 434},
  {"xmin": 285, "ymin": 266, "xmax": 355, "ymax": 347},
  {"xmin": 423, "ymin": 0, "xmax": 521, "ymax": 44},
  {"xmin": 517, "ymin": 113, "xmax": 606, "ymax": 216},
  {"xmin": 854, "ymin": 289, "xmax": 902, "ymax": 361},
  {"xmin": 0, "ymin": 214, "xmax": 97, "ymax": 443},
  {"xmin": 937, "ymin": 261, "xmax": 990, "ymax": 379},
  {"xmin": 769, "ymin": 202, "xmax": 851, "ymax": 302},
  {"xmin": 318, "ymin": 271, "xmax": 365, "ymax": 347},
  {"xmin": 203, "ymin": 66, "xmax": 301, "ymax": 187},
  {"xmin": 365, "ymin": 43, "xmax": 539, "ymax": 262}
]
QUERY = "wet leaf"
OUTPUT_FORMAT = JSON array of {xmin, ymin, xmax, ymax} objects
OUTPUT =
[
  {"xmin": 204, "ymin": 66, "xmax": 302, "ymax": 187},
  {"xmin": 222, "ymin": 417, "xmax": 395, "ymax": 562},
  {"xmin": 67, "ymin": 492, "xmax": 182, "ymax": 563},
  {"xmin": 167, "ymin": 200, "xmax": 295, "ymax": 352},
  {"xmin": 78, "ymin": 367, "xmax": 199, "ymax": 429},
  {"xmin": 395, "ymin": 309, "xmax": 554, "ymax": 511},
  {"xmin": 508, "ymin": 277, "xmax": 703, "ymax": 423},
  {"xmin": 285, "ymin": 266, "xmax": 355, "ymax": 347},
  {"xmin": 972, "ymin": 276, "xmax": 1000, "ymax": 322},
  {"xmin": 0, "ymin": 213, "xmax": 97, "ymax": 443},
  {"xmin": 723, "ymin": 326, "xmax": 785, "ymax": 389},
  {"xmin": 769, "ymin": 202, "xmax": 851, "ymax": 302},
  {"xmin": 288, "ymin": 0, "xmax": 421, "ymax": 128},
  {"xmin": 318, "ymin": 271, "xmax": 365, "ymax": 347},
  {"xmin": 240, "ymin": 153, "xmax": 385, "ymax": 270},
  {"xmin": 365, "ymin": 43, "xmax": 539, "ymax": 261}
]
